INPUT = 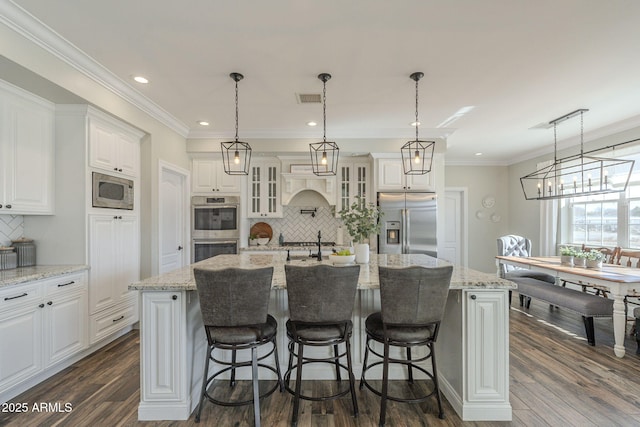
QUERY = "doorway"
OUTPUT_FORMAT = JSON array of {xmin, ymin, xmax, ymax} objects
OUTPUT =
[
  {"xmin": 159, "ymin": 161, "xmax": 190, "ymax": 274},
  {"xmin": 443, "ymin": 188, "xmax": 468, "ymax": 267}
]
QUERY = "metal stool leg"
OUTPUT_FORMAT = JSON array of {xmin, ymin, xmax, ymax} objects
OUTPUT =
[
  {"xmin": 251, "ymin": 346, "xmax": 261, "ymax": 427},
  {"xmin": 272, "ymin": 337, "xmax": 284, "ymax": 392},
  {"xmin": 379, "ymin": 339, "xmax": 390, "ymax": 427},
  {"xmin": 406, "ymin": 347, "xmax": 414, "ymax": 383},
  {"xmin": 359, "ymin": 336, "xmax": 370, "ymax": 390},
  {"xmin": 291, "ymin": 342, "xmax": 304, "ymax": 427},
  {"xmin": 195, "ymin": 344, "xmax": 212, "ymax": 423},
  {"xmin": 333, "ymin": 344, "xmax": 342, "ymax": 381},
  {"xmin": 345, "ymin": 337, "xmax": 358, "ymax": 417},
  {"xmin": 230, "ymin": 349, "xmax": 237, "ymax": 387}
]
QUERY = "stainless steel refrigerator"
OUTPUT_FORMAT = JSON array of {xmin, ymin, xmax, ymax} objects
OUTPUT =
[{"xmin": 377, "ymin": 192, "xmax": 437, "ymax": 257}]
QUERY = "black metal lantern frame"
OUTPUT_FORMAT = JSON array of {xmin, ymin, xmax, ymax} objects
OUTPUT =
[
  {"xmin": 310, "ymin": 73, "xmax": 339, "ymax": 176},
  {"xmin": 221, "ymin": 72, "xmax": 252, "ymax": 175},
  {"xmin": 520, "ymin": 109, "xmax": 635, "ymax": 200},
  {"xmin": 401, "ymin": 72, "xmax": 435, "ymax": 175}
]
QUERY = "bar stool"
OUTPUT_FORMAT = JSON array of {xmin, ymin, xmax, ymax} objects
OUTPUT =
[
  {"xmin": 193, "ymin": 267, "xmax": 283, "ymax": 426},
  {"xmin": 360, "ymin": 265, "xmax": 453, "ymax": 427},
  {"xmin": 284, "ymin": 264, "xmax": 360, "ymax": 426}
]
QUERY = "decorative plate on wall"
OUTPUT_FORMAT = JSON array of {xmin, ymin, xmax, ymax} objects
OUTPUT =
[
  {"xmin": 482, "ymin": 196, "xmax": 496, "ymax": 208},
  {"xmin": 250, "ymin": 222, "xmax": 273, "ymax": 242}
]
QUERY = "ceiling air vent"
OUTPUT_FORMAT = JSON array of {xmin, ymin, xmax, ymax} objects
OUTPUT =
[{"xmin": 296, "ymin": 93, "xmax": 322, "ymax": 104}]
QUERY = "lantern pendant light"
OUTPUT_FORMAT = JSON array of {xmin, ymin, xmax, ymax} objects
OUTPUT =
[
  {"xmin": 401, "ymin": 72, "xmax": 435, "ymax": 175},
  {"xmin": 520, "ymin": 109, "xmax": 635, "ymax": 200},
  {"xmin": 310, "ymin": 73, "xmax": 339, "ymax": 176},
  {"xmin": 221, "ymin": 72, "xmax": 251, "ymax": 175}
]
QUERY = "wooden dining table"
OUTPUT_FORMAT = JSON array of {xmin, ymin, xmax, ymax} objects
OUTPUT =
[{"xmin": 496, "ymin": 255, "xmax": 640, "ymax": 358}]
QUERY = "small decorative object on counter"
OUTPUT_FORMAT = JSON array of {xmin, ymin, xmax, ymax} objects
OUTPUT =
[
  {"xmin": 0, "ymin": 247, "xmax": 17, "ymax": 270},
  {"xmin": 279, "ymin": 233, "xmax": 284, "ymax": 246},
  {"xmin": 12, "ymin": 237, "xmax": 36, "ymax": 267},
  {"xmin": 338, "ymin": 195, "xmax": 383, "ymax": 264}
]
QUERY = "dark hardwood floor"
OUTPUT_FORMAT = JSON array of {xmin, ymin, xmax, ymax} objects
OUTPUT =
[{"xmin": 2, "ymin": 294, "xmax": 640, "ymax": 427}]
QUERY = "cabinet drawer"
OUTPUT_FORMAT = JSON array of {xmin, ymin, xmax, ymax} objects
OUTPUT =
[
  {"xmin": 89, "ymin": 299, "xmax": 137, "ymax": 344},
  {"xmin": 0, "ymin": 284, "xmax": 42, "ymax": 313},
  {"xmin": 44, "ymin": 272, "xmax": 87, "ymax": 296}
]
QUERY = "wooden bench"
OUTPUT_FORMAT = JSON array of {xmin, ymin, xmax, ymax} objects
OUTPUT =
[{"xmin": 510, "ymin": 277, "xmax": 613, "ymax": 346}]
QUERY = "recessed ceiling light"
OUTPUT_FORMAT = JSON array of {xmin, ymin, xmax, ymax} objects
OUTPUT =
[
  {"xmin": 411, "ymin": 121, "xmax": 421, "ymax": 127},
  {"xmin": 133, "ymin": 76, "xmax": 149, "ymax": 84},
  {"xmin": 307, "ymin": 121, "xmax": 317, "ymax": 127},
  {"xmin": 475, "ymin": 152, "xmax": 483, "ymax": 156},
  {"xmin": 197, "ymin": 121, "xmax": 210, "ymax": 126}
]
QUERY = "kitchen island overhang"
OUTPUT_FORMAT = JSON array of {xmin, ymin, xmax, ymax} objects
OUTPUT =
[{"xmin": 130, "ymin": 253, "xmax": 515, "ymax": 421}]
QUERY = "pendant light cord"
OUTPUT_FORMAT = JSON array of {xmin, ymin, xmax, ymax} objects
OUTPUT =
[
  {"xmin": 322, "ymin": 78, "xmax": 327, "ymax": 142},
  {"xmin": 415, "ymin": 77, "xmax": 419, "ymax": 142},
  {"xmin": 234, "ymin": 79, "xmax": 239, "ymax": 143}
]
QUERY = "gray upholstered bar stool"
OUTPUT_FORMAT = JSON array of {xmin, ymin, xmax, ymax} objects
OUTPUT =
[
  {"xmin": 284, "ymin": 264, "xmax": 360, "ymax": 427},
  {"xmin": 193, "ymin": 267, "xmax": 283, "ymax": 426},
  {"xmin": 360, "ymin": 265, "xmax": 453, "ymax": 427},
  {"xmin": 634, "ymin": 306, "xmax": 640, "ymax": 355}
]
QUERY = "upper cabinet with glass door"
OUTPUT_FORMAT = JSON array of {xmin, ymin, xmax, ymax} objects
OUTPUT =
[
  {"xmin": 337, "ymin": 159, "xmax": 370, "ymax": 215},
  {"xmin": 248, "ymin": 158, "xmax": 282, "ymax": 218}
]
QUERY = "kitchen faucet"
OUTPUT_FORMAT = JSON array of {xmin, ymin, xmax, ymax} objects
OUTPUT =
[{"xmin": 311, "ymin": 230, "xmax": 322, "ymax": 261}]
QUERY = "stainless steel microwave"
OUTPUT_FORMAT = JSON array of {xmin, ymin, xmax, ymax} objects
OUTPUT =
[{"xmin": 92, "ymin": 172, "xmax": 134, "ymax": 210}]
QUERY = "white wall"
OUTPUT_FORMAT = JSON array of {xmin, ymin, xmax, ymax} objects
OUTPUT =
[
  {"xmin": 445, "ymin": 165, "xmax": 510, "ymax": 273},
  {"xmin": 1, "ymin": 18, "xmax": 190, "ymax": 279}
]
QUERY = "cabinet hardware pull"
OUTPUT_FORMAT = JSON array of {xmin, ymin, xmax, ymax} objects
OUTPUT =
[
  {"xmin": 118, "ymin": 168, "xmax": 123, "ymax": 172},
  {"xmin": 114, "ymin": 167, "xmax": 118, "ymax": 171},
  {"xmin": 47, "ymin": 301, "xmax": 53, "ymax": 305},
  {"xmin": 4, "ymin": 293, "xmax": 28, "ymax": 301},
  {"xmin": 58, "ymin": 281, "xmax": 75, "ymax": 287},
  {"xmin": 177, "ymin": 246, "xmax": 183, "ymax": 251},
  {"xmin": 5, "ymin": 204, "xmax": 11, "ymax": 209},
  {"xmin": 113, "ymin": 216, "xmax": 118, "ymax": 219},
  {"xmin": 470, "ymin": 295, "xmax": 477, "ymax": 300},
  {"xmin": 172, "ymin": 295, "xmax": 178, "ymax": 300},
  {"xmin": 113, "ymin": 315, "xmax": 125, "ymax": 322},
  {"xmin": 0, "ymin": 204, "xmax": 3, "ymax": 208},
  {"xmin": 39, "ymin": 303, "xmax": 45, "ymax": 308}
]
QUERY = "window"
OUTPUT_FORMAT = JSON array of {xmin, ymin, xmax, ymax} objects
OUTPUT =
[{"xmin": 564, "ymin": 150, "xmax": 640, "ymax": 248}]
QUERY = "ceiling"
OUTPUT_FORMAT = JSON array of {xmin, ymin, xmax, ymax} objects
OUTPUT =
[{"xmin": 8, "ymin": 0, "xmax": 640, "ymax": 164}]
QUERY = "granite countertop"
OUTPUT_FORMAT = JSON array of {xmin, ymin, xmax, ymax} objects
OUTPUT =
[
  {"xmin": 240, "ymin": 245, "xmax": 343, "ymax": 252},
  {"xmin": 130, "ymin": 253, "xmax": 515, "ymax": 292},
  {"xmin": 0, "ymin": 265, "xmax": 90, "ymax": 289}
]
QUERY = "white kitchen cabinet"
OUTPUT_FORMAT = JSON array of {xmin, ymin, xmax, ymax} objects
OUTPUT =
[
  {"xmin": 0, "ymin": 271, "xmax": 87, "ymax": 397},
  {"xmin": 337, "ymin": 159, "xmax": 370, "ymax": 214},
  {"xmin": 89, "ymin": 113, "xmax": 141, "ymax": 177},
  {"xmin": 88, "ymin": 214, "xmax": 139, "ymax": 317},
  {"xmin": 192, "ymin": 158, "xmax": 241, "ymax": 193},
  {"xmin": 0, "ymin": 80, "xmax": 55, "ymax": 215},
  {"xmin": 248, "ymin": 159, "xmax": 282, "ymax": 218},
  {"xmin": 376, "ymin": 157, "xmax": 434, "ymax": 191},
  {"xmin": 438, "ymin": 289, "xmax": 511, "ymax": 421}
]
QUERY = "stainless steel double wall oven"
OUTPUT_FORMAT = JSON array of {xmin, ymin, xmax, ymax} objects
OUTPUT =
[{"xmin": 192, "ymin": 196, "xmax": 239, "ymax": 262}]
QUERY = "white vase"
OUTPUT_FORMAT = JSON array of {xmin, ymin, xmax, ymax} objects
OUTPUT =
[
  {"xmin": 354, "ymin": 243, "xmax": 370, "ymax": 264},
  {"xmin": 560, "ymin": 255, "xmax": 574, "ymax": 266},
  {"xmin": 586, "ymin": 259, "xmax": 602, "ymax": 269}
]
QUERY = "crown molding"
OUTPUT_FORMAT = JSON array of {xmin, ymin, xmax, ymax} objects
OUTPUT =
[{"xmin": 0, "ymin": 1, "xmax": 190, "ymax": 137}]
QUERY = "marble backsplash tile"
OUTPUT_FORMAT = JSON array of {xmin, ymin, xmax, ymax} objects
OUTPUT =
[
  {"xmin": 0, "ymin": 215, "xmax": 24, "ymax": 246},
  {"xmin": 249, "ymin": 205, "xmax": 347, "ymax": 245}
]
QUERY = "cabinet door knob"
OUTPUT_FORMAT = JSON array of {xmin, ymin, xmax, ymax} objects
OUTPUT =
[
  {"xmin": 38, "ymin": 303, "xmax": 45, "ymax": 308},
  {"xmin": 178, "ymin": 246, "xmax": 183, "ymax": 251},
  {"xmin": 47, "ymin": 301, "xmax": 53, "ymax": 305},
  {"xmin": 172, "ymin": 295, "xmax": 178, "ymax": 300},
  {"xmin": 0, "ymin": 204, "xmax": 2, "ymax": 208},
  {"xmin": 470, "ymin": 295, "xmax": 477, "ymax": 300},
  {"xmin": 118, "ymin": 168, "xmax": 123, "ymax": 172},
  {"xmin": 114, "ymin": 167, "xmax": 118, "ymax": 171},
  {"xmin": 5, "ymin": 205, "xmax": 11, "ymax": 209}
]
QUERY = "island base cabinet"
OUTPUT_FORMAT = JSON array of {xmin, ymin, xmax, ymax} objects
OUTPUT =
[
  {"xmin": 138, "ymin": 291, "xmax": 204, "ymax": 421},
  {"xmin": 438, "ymin": 289, "xmax": 512, "ymax": 421},
  {"xmin": 0, "ymin": 305, "xmax": 42, "ymax": 393}
]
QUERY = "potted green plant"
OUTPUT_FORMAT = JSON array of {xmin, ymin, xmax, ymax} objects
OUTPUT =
[
  {"xmin": 559, "ymin": 246, "xmax": 577, "ymax": 265},
  {"xmin": 585, "ymin": 249, "xmax": 605, "ymax": 269},
  {"xmin": 339, "ymin": 195, "xmax": 383, "ymax": 264},
  {"xmin": 573, "ymin": 250, "xmax": 588, "ymax": 267}
]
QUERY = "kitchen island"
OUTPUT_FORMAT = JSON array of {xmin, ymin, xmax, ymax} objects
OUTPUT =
[{"xmin": 130, "ymin": 253, "xmax": 515, "ymax": 421}]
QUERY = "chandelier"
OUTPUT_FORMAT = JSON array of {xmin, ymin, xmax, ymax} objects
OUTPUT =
[
  {"xmin": 520, "ymin": 109, "xmax": 634, "ymax": 200},
  {"xmin": 309, "ymin": 73, "xmax": 339, "ymax": 176},
  {"xmin": 221, "ymin": 72, "xmax": 252, "ymax": 175},
  {"xmin": 401, "ymin": 72, "xmax": 435, "ymax": 175}
]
